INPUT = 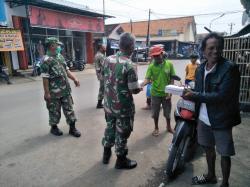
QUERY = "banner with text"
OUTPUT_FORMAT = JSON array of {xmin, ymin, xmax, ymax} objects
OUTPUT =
[{"xmin": 0, "ymin": 29, "xmax": 24, "ymax": 51}]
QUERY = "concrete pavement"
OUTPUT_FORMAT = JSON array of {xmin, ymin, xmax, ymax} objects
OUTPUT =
[{"xmin": 0, "ymin": 60, "xmax": 249, "ymax": 187}]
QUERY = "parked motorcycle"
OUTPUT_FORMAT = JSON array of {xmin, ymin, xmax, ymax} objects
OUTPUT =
[
  {"xmin": 165, "ymin": 76, "xmax": 197, "ymax": 178},
  {"xmin": 65, "ymin": 58, "xmax": 85, "ymax": 71},
  {"xmin": 32, "ymin": 59, "xmax": 42, "ymax": 76},
  {"xmin": 73, "ymin": 59, "xmax": 85, "ymax": 71},
  {"xmin": 65, "ymin": 58, "xmax": 73, "ymax": 69}
]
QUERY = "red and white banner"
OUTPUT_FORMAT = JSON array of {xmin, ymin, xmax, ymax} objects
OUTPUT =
[{"xmin": 29, "ymin": 6, "xmax": 104, "ymax": 33}]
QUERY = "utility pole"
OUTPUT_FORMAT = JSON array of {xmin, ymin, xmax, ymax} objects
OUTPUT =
[
  {"xmin": 102, "ymin": 0, "xmax": 105, "ymax": 37},
  {"xmin": 145, "ymin": 9, "xmax": 151, "ymax": 61},
  {"xmin": 130, "ymin": 19, "xmax": 133, "ymax": 33},
  {"xmin": 228, "ymin": 23, "xmax": 235, "ymax": 35}
]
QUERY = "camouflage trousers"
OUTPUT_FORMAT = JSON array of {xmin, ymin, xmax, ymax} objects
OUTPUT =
[
  {"xmin": 98, "ymin": 80, "xmax": 104, "ymax": 100},
  {"xmin": 46, "ymin": 95, "xmax": 77, "ymax": 126},
  {"xmin": 102, "ymin": 114, "xmax": 134, "ymax": 156}
]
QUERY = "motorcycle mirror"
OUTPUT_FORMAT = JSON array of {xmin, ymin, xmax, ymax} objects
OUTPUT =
[{"xmin": 171, "ymin": 75, "xmax": 181, "ymax": 81}]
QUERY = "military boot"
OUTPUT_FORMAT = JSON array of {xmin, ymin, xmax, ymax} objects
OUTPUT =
[
  {"xmin": 102, "ymin": 147, "xmax": 112, "ymax": 164},
  {"xmin": 69, "ymin": 122, "xmax": 81, "ymax": 137},
  {"xmin": 115, "ymin": 155, "xmax": 137, "ymax": 169},
  {"xmin": 96, "ymin": 100, "xmax": 104, "ymax": 109},
  {"xmin": 50, "ymin": 125, "xmax": 63, "ymax": 136}
]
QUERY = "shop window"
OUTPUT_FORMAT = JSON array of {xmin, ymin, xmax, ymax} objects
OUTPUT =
[
  {"xmin": 65, "ymin": 30, "xmax": 72, "ymax": 36},
  {"xmin": 73, "ymin": 31, "xmax": 84, "ymax": 37},
  {"xmin": 59, "ymin": 30, "xmax": 66, "ymax": 36},
  {"xmin": 47, "ymin": 28, "xmax": 58, "ymax": 36},
  {"xmin": 59, "ymin": 37, "xmax": 73, "ymax": 60},
  {"xmin": 73, "ymin": 35, "xmax": 86, "ymax": 61},
  {"xmin": 58, "ymin": 30, "xmax": 72, "ymax": 36},
  {"xmin": 31, "ymin": 27, "xmax": 46, "ymax": 35},
  {"xmin": 31, "ymin": 36, "xmax": 46, "ymax": 60}
]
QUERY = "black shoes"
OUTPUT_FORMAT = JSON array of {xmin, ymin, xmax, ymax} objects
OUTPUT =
[
  {"xmin": 50, "ymin": 125, "xmax": 63, "ymax": 136},
  {"xmin": 102, "ymin": 147, "xmax": 112, "ymax": 164},
  {"xmin": 102, "ymin": 148, "xmax": 137, "ymax": 169},
  {"xmin": 50, "ymin": 123, "xmax": 81, "ymax": 137},
  {"xmin": 115, "ymin": 155, "xmax": 137, "ymax": 169},
  {"xmin": 96, "ymin": 100, "xmax": 104, "ymax": 109},
  {"xmin": 69, "ymin": 123, "xmax": 81, "ymax": 138}
]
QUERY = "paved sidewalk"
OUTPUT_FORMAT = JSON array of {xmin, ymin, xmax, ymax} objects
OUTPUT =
[{"xmin": 0, "ymin": 64, "xmax": 96, "ymax": 86}]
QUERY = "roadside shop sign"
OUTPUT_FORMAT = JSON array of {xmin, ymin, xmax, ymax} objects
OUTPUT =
[
  {"xmin": 0, "ymin": 29, "xmax": 24, "ymax": 51},
  {"xmin": 30, "ymin": 6, "xmax": 104, "ymax": 33}
]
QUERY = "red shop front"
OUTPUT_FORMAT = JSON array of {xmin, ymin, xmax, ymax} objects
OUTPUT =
[{"xmin": 13, "ymin": 5, "xmax": 105, "ymax": 69}]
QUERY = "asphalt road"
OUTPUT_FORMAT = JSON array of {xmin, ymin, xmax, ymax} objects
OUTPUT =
[{"xmin": 0, "ymin": 60, "xmax": 249, "ymax": 187}]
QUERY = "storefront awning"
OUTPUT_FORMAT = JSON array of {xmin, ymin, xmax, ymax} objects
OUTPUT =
[
  {"xmin": 6, "ymin": 0, "xmax": 113, "ymax": 18},
  {"xmin": 29, "ymin": 6, "xmax": 105, "ymax": 33}
]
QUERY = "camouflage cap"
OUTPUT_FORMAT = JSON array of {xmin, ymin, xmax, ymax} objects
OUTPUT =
[{"xmin": 45, "ymin": 37, "xmax": 63, "ymax": 45}]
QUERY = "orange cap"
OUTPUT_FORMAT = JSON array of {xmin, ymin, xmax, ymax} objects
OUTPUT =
[{"xmin": 150, "ymin": 46, "xmax": 163, "ymax": 57}]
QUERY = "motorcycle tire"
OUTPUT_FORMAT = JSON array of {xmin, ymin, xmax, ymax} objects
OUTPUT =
[
  {"xmin": 37, "ymin": 69, "xmax": 41, "ymax": 76},
  {"xmin": 78, "ymin": 65, "xmax": 84, "ymax": 71},
  {"xmin": 166, "ymin": 137, "xmax": 186, "ymax": 178},
  {"xmin": 184, "ymin": 137, "xmax": 198, "ymax": 162}
]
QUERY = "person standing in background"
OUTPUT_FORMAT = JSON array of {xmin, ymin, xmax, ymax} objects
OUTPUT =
[{"xmin": 94, "ymin": 44, "xmax": 106, "ymax": 109}]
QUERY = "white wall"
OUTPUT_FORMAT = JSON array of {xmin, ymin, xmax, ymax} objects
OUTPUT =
[
  {"xmin": 132, "ymin": 34, "xmax": 185, "ymax": 42},
  {"xmin": 108, "ymin": 26, "xmax": 121, "ymax": 40},
  {"xmin": 5, "ymin": 3, "xmax": 26, "ymax": 27},
  {"xmin": 183, "ymin": 24, "xmax": 195, "ymax": 42},
  {"xmin": 108, "ymin": 23, "xmax": 196, "ymax": 43}
]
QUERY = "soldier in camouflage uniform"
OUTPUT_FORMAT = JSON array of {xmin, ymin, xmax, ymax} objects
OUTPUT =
[
  {"xmin": 102, "ymin": 33, "xmax": 142, "ymax": 169},
  {"xmin": 41, "ymin": 37, "xmax": 81, "ymax": 137},
  {"xmin": 94, "ymin": 44, "xmax": 106, "ymax": 109}
]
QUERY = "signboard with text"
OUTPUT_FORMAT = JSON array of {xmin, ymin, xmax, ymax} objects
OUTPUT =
[
  {"xmin": 0, "ymin": 29, "xmax": 24, "ymax": 51},
  {"xmin": 29, "ymin": 6, "xmax": 104, "ymax": 33}
]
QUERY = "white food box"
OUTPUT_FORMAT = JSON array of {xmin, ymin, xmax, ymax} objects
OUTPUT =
[
  {"xmin": 165, "ymin": 85, "xmax": 184, "ymax": 96},
  {"xmin": 138, "ymin": 80, "xmax": 144, "ymax": 87}
]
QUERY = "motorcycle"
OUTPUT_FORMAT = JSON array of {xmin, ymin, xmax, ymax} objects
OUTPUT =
[
  {"xmin": 65, "ymin": 58, "xmax": 85, "ymax": 71},
  {"xmin": 65, "ymin": 58, "xmax": 73, "ymax": 69},
  {"xmin": 165, "ymin": 76, "xmax": 197, "ymax": 178},
  {"xmin": 73, "ymin": 59, "xmax": 85, "ymax": 71},
  {"xmin": 32, "ymin": 59, "xmax": 42, "ymax": 76}
]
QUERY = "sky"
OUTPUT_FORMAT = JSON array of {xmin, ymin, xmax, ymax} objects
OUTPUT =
[{"xmin": 66, "ymin": 0, "xmax": 245, "ymax": 35}]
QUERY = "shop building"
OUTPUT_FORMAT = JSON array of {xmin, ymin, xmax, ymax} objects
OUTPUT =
[
  {"xmin": 3, "ymin": 0, "xmax": 111, "ymax": 74},
  {"xmin": 103, "ymin": 16, "xmax": 198, "ymax": 58}
]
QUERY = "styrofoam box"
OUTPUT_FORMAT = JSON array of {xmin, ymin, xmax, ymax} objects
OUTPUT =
[
  {"xmin": 138, "ymin": 80, "xmax": 143, "ymax": 85},
  {"xmin": 165, "ymin": 85, "xmax": 184, "ymax": 96}
]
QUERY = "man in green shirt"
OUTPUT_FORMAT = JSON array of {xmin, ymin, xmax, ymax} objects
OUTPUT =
[{"xmin": 141, "ymin": 45, "xmax": 175, "ymax": 136}]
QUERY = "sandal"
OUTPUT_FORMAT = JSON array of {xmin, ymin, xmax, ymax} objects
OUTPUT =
[
  {"xmin": 152, "ymin": 129, "xmax": 159, "ymax": 136},
  {"xmin": 166, "ymin": 127, "xmax": 175, "ymax": 134},
  {"xmin": 192, "ymin": 174, "xmax": 217, "ymax": 185}
]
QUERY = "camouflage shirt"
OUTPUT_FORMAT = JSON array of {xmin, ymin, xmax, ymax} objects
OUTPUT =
[
  {"xmin": 41, "ymin": 53, "xmax": 71, "ymax": 98},
  {"xmin": 103, "ymin": 51, "xmax": 140, "ymax": 117},
  {"xmin": 94, "ymin": 51, "xmax": 105, "ymax": 80}
]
